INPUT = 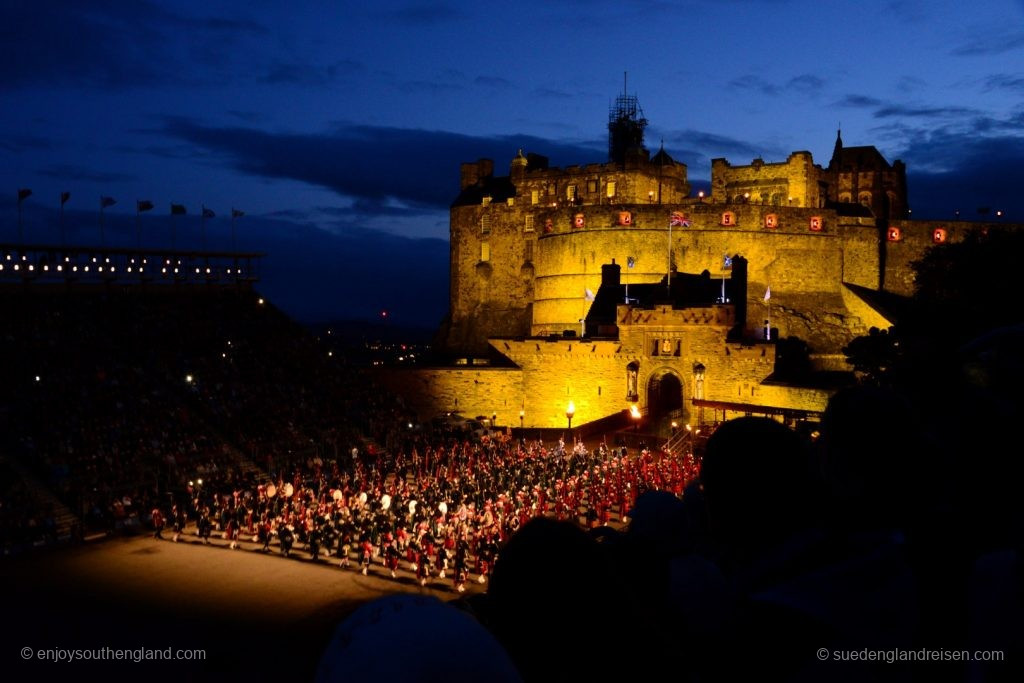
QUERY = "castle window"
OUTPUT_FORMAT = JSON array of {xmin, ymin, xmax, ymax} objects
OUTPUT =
[
  {"xmin": 652, "ymin": 339, "xmax": 660, "ymax": 356},
  {"xmin": 507, "ymin": 198, "xmax": 515, "ymax": 206},
  {"xmin": 839, "ymin": 192, "xmax": 852, "ymax": 203},
  {"xmin": 587, "ymin": 179, "xmax": 598, "ymax": 193},
  {"xmin": 721, "ymin": 211, "xmax": 735, "ymax": 226},
  {"xmin": 606, "ymin": 181, "xmax": 616, "ymax": 198},
  {"xmin": 567, "ymin": 185, "xmax": 578, "ymax": 202},
  {"xmin": 524, "ymin": 215, "xmax": 535, "ymax": 232},
  {"xmin": 481, "ymin": 214, "xmax": 492, "ymax": 234},
  {"xmin": 547, "ymin": 184, "xmax": 556, "ymax": 196},
  {"xmin": 858, "ymin": 192, "xmax": 872, "ymax": 207},
  {"xmin": 673, "ymin": 340, "xmax": 681, "ymax": 357},
  {"xmin": 531, "ymin": 190, "xmax": 539, "ymax": 205},
  {"xmin": 480, "ymin": 242, "xmax": 490, "ymax": 262},
  {"xmin": 524, "ymin": 240, "xmax": 534, "ymax": 262},
  {"xmin": 482, "ymin": 195, "xmax": 492, "ymax": 206}
]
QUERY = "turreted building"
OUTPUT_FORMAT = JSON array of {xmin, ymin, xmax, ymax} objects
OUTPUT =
[{"xmin": 384, "ymin": 92, "xmax": 1005, "ymax": 431}]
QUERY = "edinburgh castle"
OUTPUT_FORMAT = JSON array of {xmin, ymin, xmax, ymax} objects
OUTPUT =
[{"xmin": 380, "ymin": 92, "xmax": 1012, "ymax": 432}]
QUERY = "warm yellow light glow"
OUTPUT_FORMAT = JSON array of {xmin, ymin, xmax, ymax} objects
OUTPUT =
[
  {"xmin": 630, "ymin": 404, "xmax": 641, "ymax": 419},
  {"xmin": 566, "ymin": 401, "xmax": 575, "ymax": 418}
]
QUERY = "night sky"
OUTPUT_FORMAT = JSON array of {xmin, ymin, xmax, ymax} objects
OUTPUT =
[{"xmin": 4, "ymin": 0, "xmax": 1024, "ymax": 327}]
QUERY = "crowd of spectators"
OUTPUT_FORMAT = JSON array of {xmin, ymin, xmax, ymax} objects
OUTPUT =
[{"xmin": 0, "ymin": 286, "xmax": 377, "ymax": 549}]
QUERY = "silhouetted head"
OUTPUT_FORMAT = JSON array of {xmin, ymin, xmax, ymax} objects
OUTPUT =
[
  {"xmin": 818, "ymin": 385, "xmax": 925, "ymax": 531},
  {"xmin": 701, "ymin": 417, "xmax": 815, "ymax": 563},
  {"xmin": 487, "ymin": 517, "xmax": 623, "ymax": 681}
]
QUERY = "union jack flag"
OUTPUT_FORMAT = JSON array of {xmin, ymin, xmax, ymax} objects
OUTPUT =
[{"xmin": 669, "ymin": 211, "xmax": 690, "ymax": 227}]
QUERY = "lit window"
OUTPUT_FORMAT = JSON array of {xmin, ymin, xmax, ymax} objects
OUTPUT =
[
  {"xmin": 567, "ymin": 185, "xmax": 577, "ymax": 201},
  {"xmin": 506, "ymin": 198, "xmax": 514, "ymax": 206},
  {"xmin": 606, "ymin": 181, "xmax": 617, "ymax": 198},
  {"xmin": 482, "ymin": 195, "xmax": 492, "ymax": 206},
  {"xmin": 531, "ymin": 190, "xmax": 539, "ymax": 205},
  {"xmin": 481, "ymin": 214, "xmax": 492, "ymax": 234},
  {"xmin": 587, "ymin": 180, "xmax": 597, "ymax": 193},
  {"xmin": 524, "ymin": 240, "xmax": 534, "ymax": 262},
  {"xmin": 524, "ymin": 215, "xmax": 535, "ymax": 232},
  {"xmin": 481, "ymin": 243, "xmax": 490, "ymax": 262}
]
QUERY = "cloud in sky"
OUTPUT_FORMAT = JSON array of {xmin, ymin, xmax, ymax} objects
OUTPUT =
[
  {"xmin": 162, "ymin": 119, "xmax": 606, "ymax": 211},
  {"xmin": 0, "ymin": 1, "xmax": 267, "ymax": 90},
  {"xmin": 37, "ymin": 164, "xmax": 137, "ymax": 183}
]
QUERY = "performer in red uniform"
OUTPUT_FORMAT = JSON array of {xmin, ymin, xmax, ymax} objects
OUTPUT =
[{"xmin": 151, "ymin": 507, "xmax": 165, "ymax": 540}]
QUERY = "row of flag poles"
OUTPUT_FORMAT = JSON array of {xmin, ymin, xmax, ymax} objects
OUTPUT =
[{"xmin": 16, "ymin": 189, "xmax": 245, "ymax": 250}]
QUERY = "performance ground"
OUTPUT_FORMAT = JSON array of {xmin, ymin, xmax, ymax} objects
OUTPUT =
[{"xmin": 3, "ymin": 532, "xmax": 484, "ymax": 680}]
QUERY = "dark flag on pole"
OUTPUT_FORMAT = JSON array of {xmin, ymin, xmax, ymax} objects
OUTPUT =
[
  {"xmin": 18, "ymin": 188, "xmax": 32, "ymax": 201},
  {"xmin": 202, "ymin": 207, "xmax": 215, "ymax": 218},
  {"xmin": 101, "ymin": 196, "xmax": 116, "ymax": 208},
  {"xmin": 171, "ymin": 203, "xmax": 186, "ymax": 215},
  {"xmin": 137, "ymin": 200, "xmax": 154, "ymax": 212},
  {"xmin": 231, "ymin": 208, "xmax": 244, "ymax": 218},
  {"xmin": 61, "ymin": 191, "xmax": 71, "ymax": 205}
]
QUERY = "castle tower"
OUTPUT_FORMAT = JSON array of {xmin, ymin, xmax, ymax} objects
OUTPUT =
[{"xmin": 608, "ymin": 78, "xmax": 649, "ymax": 167}]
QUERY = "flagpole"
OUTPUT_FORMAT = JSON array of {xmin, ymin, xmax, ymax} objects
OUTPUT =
[{"xmin": 667, "ymin": 221, "xmax": 672, "ymax": 293}]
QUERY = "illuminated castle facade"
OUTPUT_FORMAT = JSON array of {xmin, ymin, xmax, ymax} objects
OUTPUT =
[{"xmin": 382, "ymin": 93, "xmax": 999, "ymax": 430}]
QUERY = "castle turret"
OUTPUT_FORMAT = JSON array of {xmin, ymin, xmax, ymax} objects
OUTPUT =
[
  {"xmin": 608, "ymin": 87, "xmax": 648, "ymax": 167},
  {"xmin": 510, "ymin": 149, "xmax": 528, "ymax": 180}
]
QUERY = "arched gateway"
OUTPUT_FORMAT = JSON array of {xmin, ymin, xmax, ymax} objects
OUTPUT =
[{"xmin": 646, "ymin": 370, "xmax": 684, "ymax": 422}]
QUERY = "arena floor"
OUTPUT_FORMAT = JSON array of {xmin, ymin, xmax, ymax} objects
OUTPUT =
[{"xmin": 3, "ymin": 532, "xmax": 483, "ymax": 680}]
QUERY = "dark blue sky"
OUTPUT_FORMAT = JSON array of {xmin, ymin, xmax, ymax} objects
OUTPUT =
[{"xmin": 4, "ymin": 0, "xmax": 1024, "ymax": 327}]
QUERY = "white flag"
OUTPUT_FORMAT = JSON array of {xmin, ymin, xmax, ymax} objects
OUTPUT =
[{"xmin": 764, "ymin": 286, "xmax": 771, "ymax": 303}]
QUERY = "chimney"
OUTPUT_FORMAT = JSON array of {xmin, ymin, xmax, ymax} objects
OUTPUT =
[{"xmin": 602, "ymin": 260, "xmax": 621, "ymax": 286}]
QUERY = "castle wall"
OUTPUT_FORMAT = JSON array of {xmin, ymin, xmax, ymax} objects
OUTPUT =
[
  {"xmin": 711, "ymin": 153, "xmax": 824, "ymax": 208},
  {"xmin": 376, "ymin": 366, "xmax": 524, "ymax": 425},
  {"xmin": 513, "ymin": 162, "xmax": 690, "ymax": 206}
]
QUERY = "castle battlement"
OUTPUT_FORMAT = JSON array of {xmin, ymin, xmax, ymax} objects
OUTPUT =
[{"xmin": 410, "ymin": 94, "xmax": 1019, "ymax": 431}]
